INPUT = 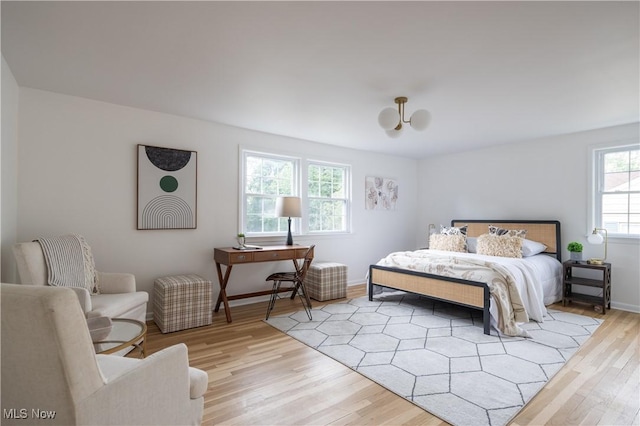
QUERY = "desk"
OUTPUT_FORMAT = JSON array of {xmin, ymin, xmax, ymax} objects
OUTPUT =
[{"xmin": 213, "ymin": 245, "xmax": 314, "ymax": 322}]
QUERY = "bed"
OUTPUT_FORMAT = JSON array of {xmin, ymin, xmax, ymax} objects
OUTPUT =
[{"xmin": 368, "ymin": 220, "xmax": 562, "ymax": 336}]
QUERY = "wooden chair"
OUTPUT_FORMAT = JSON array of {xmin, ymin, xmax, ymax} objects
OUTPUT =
[{"xmin": 265, "ymin": 245, "xmax": 315, "ymax": 320}]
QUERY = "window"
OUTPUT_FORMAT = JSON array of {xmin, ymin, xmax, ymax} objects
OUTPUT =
[
  {"xmin": 592, "ymin": 144, "xmax": 640, "ymax": 237},
  {"xmin": 307, "ymin": 162, "xmax": 350, "ymax": 233},
  {"xmin": 242, "ymin": 151, "xmax": 299, "ymax": 236},
  {"xmin": 240, "ymin": 149, "xmax": 351, "ymax": 237}
]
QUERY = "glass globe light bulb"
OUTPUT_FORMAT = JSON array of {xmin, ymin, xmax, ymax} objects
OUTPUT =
[
  {"xmin": 378, "ymin": 107, "xmax": 400, "ymax": 131},
  {"xmin": 385, "ymin": 124, "xmax": 403, "ymax": 138},
  {"xmin": 588, "ymin": 231, "xmax": 604, "ymax": 244},
  {"xmin": 410, "ymin": 109, "xmax": 431, "ymax": 131}
]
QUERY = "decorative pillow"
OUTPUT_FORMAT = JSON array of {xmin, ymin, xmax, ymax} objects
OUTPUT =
[
  {"xmin": 521, "ymin": 239, "xmax": 547, "ymax": 257},
  {"xmin": 476, "ymin": 233, "xmax": 523, "ymax": 258},
  {"xmin": 488, "ymin": 225, "xmax": 527, "ymax": 239},
  {"xmin": 429, "ymin": 234, "xmax": 466, "ymax": 252},
  {"xmin": 466, "ymin": 237, "xmax": 478, "ymax": 253},
  {"xmin": 440, "ymin": 224, "xmax": 468, "ymax": 236},
  {"xmin": 441, "ymin": 224, "xmax": 468, "ymax": 250}
]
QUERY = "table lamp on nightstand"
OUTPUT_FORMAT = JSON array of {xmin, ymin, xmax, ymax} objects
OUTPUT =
[
  {"xmin": 276, "ymin": 196, "xmax": 301, "ymax": 246},
  {"xmin": 587, "ymin": 227, "xmax": 608, "ymax": 265}
]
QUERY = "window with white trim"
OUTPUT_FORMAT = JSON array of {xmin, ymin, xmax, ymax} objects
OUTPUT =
[
  {"xmin": 307, "ymin": 162, "xmax": 350, "ymax": 233},
  {"xmin": 242, "ymin": 151, "xmax": 299, "ymax": 236},
  {"xmin": 592, "ymin": 144, "xmax": 639, "ymax": 236},
  {"xmin": 240, "ymin": 149, "xmax": 351, "ymax": 237}
]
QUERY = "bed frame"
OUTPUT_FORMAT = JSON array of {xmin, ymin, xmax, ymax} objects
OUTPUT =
[{"xmin": 368, "ymin": 220, "xmax": 562, "ymax": 335}]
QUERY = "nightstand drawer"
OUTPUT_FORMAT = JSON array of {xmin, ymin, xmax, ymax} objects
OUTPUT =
[{"xmin": 254, "ymin": 250, "xmax": 294, "ymax": 262}]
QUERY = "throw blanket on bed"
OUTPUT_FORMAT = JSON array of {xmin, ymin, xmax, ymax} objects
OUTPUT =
[
  {"xmin": 376, "ymin": 251, "xmax": 531, "ymax": 337},
  {"xmin": 37, "ymin": 234, "xmax": 98, "ymax": 293}
]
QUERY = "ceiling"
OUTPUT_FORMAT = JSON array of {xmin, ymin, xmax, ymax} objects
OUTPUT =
[{"xmin": 2, "ymin": 1, "xmax": 638, "ymax": 159}]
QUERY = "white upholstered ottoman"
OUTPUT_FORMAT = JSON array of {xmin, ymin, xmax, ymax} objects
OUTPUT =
[
  {"xmin": 306, "ymin": 262, "xmax": 347, "ymax": 301},
  {"xmin": 153, "ymin": 274, "xmax": 212, "ymax": 333}
]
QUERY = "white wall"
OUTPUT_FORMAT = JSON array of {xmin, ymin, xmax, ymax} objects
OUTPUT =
[
  {"xmin": 1, "ymin": 56, "xmax": 19, "ymax": 283},
  {"xmin": 14, "ymin": 88, "xmax": 418, "ymax": 315},
  {"xmin": 10, "ymin": 86, "xmax": 638, "ymax": 316},
  {"xmin": 417, "ymin": 123, "xmax": 640, "ymax": 312}
]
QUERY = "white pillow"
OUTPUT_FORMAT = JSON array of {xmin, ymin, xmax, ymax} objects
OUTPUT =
[
  {"xmin": 466, "ymin": 237, "xmax": 478, "ymax": 253},
  {"xmin": 521, "ymin": 239, "xmax": 547, "ymax": 257}
]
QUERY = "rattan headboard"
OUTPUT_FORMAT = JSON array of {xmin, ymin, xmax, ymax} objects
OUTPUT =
[{"xmin": 451, "ymin": 220, "xmax": 561, "ymax": 262}]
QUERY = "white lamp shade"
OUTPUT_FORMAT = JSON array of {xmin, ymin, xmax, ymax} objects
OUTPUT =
[
  {"xmin": 385, "ymin": 125, "xmax": 404, "ymax": 138},
  {"xmin": 275, "ymin": 196, "xmax": 301, "ymax": 218},
  {"xmin": 588, "ymin": 231, "xmax": 604, "ymax": 244},
  {"xmin": 410, "ymin": 109, "xmax": 431, "ymax": 131},
  {"xmin": 378, "ymin": 107, "xmax": 400, "ymax": 130}
]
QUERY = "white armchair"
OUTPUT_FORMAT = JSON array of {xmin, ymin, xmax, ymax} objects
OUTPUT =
[
  {"xmin": 12, "ymin": 241, "xmax": 148, "ymax": 322},
  {"xmin": 0, "ymin": 284, "xmax": 207, "ymax": 426}
]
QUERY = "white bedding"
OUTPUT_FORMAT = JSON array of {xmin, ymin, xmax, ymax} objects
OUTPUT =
[{"xmin": 374, "ymin": 249, "xmax": 563, "ymax": 326}]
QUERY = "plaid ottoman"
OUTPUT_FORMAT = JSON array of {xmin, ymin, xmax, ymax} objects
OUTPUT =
[
  {"xmin": 153, "ymin": 274, "xmax": 212, "ymax": 333},
  {"xmin": 306, "ymin": 262, "xmax": 347, "ymax": 301}
]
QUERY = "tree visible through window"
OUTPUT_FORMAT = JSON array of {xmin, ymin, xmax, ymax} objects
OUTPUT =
[
  {"xmin": 243, "ymin": 152, "xmax": 297, "ymax": 234},
  {"xmin": 594, "ymin": 146, "xmax": 639, "ymax": 236},
  {"xmin": 240, "ymin": 150, "xmax": 351, "ymax": 237},
  {"xmin": 308, "ymin": 163, "xmax": 349, "ymax": 232}
]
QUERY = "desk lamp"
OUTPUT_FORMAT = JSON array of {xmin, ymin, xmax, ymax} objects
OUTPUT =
[
  {"xmin": 275, "ymin": 196, "xmax": 301, "ymax": 246},
  {"xmin": 587, "ymin": 227, "xmax": 608, "ymax": 265}
]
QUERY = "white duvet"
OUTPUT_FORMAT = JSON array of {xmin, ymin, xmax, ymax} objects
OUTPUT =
[{"xmin": 375, "ymin": 249, "xmax": 563, "ymax": 326}]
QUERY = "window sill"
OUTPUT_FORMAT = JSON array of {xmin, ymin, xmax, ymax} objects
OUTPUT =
[
  {"xmin": 247, "ymin": 232, "xmax": 353, "ymax": 245},
  {"xmin": 584, "ymin": 234, "xmax": 640, "ymax": 245}
]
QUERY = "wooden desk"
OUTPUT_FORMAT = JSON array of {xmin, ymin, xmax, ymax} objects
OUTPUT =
[{"xmin": 213, "ymin": 245, "xmax": 314, "ymax": 322}]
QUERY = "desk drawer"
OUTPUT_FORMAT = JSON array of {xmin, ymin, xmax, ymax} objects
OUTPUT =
[
  {"xmin": 295, "ymin": 247, "xmax": 313, "ymax": 258},
  {"xmin": 254, "ymin": 250, "xmax": 294, "ymax": 262},
  {"xmin": 228, "ymin": 252, "xmax": 254, "ymax": 263}
]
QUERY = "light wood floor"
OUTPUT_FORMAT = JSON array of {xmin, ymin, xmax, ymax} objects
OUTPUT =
[{"xmin": 144, "ymin": 284, "xmax": 640, "ymax": 425}]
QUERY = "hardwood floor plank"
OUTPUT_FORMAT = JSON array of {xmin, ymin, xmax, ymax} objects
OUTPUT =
[{"xmin": 143, "ymin": 284, "xmax": 639, "ymax": 425}]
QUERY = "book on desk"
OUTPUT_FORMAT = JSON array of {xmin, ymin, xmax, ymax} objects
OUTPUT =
[{"xmin": 232, "ymin": 245, "xmax": 263, "ymax": 250}]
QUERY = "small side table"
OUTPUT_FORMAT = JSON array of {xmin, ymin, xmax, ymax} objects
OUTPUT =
[
  {"xmin": 93, "ymin": 318, "xmax": 147, "ymax": 358},
  {"xmin": 562, "ymin": 260, "xmax": 611, "ymax": 313}
]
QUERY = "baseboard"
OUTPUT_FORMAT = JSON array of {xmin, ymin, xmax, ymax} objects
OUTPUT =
[{"xmin": 611, "ymin": 301, "xmax": 640, "ymax": 313}]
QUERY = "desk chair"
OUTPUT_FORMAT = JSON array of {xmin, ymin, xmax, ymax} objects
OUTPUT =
[{"xmin": 265, "ymin": 245, "xmax": 315, "ymax": 320}]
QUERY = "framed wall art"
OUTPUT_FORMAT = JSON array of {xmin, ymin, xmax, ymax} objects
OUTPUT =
[
  {"xmin": 365, "ymin": 176, "xmax": 398, "ymax": 211},
  {"xmin": 137, "ymin": 144, "xmax": 197, "ymax": 230}
]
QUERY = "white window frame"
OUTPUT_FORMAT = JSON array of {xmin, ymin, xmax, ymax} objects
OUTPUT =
[
  {"xmin": 305, "ymin": 160, "xmax": 352, "ymax": 235},
  {"xmin": 589, "ymin": 140, "xmax": 640, "ymax": 241},
  {"xmin": 239, "ymin": 148, "xmax": 353, "ymax": 239},
  {"xmin": 239, "ymin": 149, "xmax": 301, "ymax": 238}
]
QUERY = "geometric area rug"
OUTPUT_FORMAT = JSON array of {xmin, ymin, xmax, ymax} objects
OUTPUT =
[{"xmin": 264, "ymin": 293, "xmax": 603, "ymax": 426}]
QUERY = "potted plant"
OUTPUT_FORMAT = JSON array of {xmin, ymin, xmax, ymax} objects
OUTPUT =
[
  {"xmin": 237, "ymin": 233, "xmax": 246, "ymax": 248},
  {"xmin": 567, "ymin": 241, "xmax": 583, "ymax": 262}
]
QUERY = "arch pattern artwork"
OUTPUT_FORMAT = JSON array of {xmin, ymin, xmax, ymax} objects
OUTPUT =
[{"xmin": 137, "ymin": 144, "xmax": 197, "ymax": 230}]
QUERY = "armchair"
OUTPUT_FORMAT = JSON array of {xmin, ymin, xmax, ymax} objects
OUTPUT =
[
  {"xmin": 12, "ymin": 241, "xmax": 148, "ymax": 322},
  {"xmin": 1, "ymin": 284, "xmax": 207, "ymax": 426}
]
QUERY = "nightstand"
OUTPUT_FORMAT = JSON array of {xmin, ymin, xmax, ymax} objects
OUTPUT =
[{"xmin": 562, "ymin": 260, "xmax": 611, "ymax": 313}]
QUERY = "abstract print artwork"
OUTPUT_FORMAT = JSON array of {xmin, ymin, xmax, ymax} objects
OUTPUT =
[
  {"xmin": 137, "ymin": 144, "xmax": 197, "ymax": 230},
  {"xmin": 365, "ymin": 176, "xmax": 398, "ymax": 210}
]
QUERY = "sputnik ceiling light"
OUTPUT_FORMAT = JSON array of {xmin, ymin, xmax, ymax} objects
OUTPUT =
[{"xmin": 378, "ymin": 96, "xmax": 431, "ymax": 138}]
